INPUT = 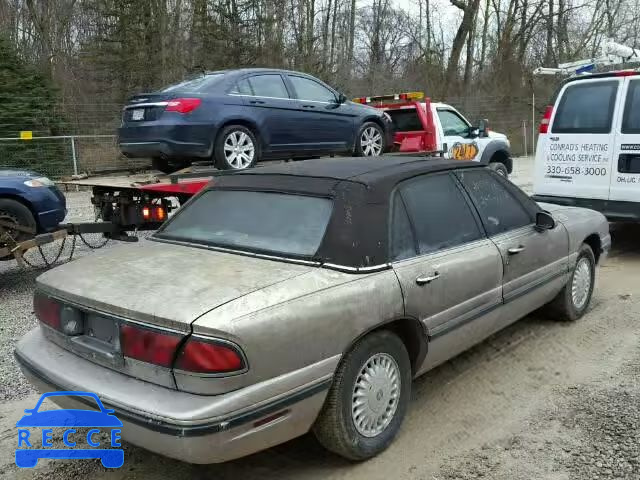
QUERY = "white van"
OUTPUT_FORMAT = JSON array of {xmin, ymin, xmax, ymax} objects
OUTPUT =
[{"xmin": 533, "ymin": 70, "xmax": 640, "ymax": 220}]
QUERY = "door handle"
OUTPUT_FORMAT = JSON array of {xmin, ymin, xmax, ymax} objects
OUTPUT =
[
  {"xmin": 508, "ymin": 246, "xmax": 525, "ymax": 254},
  {"xmin": 416, "ymin": 272, "xmax": 440, "ymax": 285},
  {"xmin": 249, "ymin": 100, "xmax": 266, "ymax": 105},
  {"xmin": 302, "ymin": 104, "xmax": 316, "ymax": 109}
]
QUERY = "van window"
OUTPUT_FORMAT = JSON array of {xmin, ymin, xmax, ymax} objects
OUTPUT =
[
  {"xmin": 552, "ymin": 81, "xmax": 619, "ymax": 134},
  {"xmin": 622, "ymin": 80, "xmax": 640, "ymax": 134}
]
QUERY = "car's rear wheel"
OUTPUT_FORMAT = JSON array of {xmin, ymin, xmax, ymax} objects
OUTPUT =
[
  {"xmin": 313, "ymin": 330, "xmax": 411, "ymax": 461},
  {"xmin": 489, "ymin": 161, "xmax": 509, "ymax": 178},
  {"xmin": 0, "ymin": 198, "xmax": 37, "ymax": 260},
  {"xmin": 546, "ymin": 243, "xmax": 596, "ymax": 321},
  {"xmin": 355, "ymin": 122, "xmax": 385, "ymax": 157},
  {"xmin": 215, "ymin": 125, "xmax": 260, "ymax": 170}
]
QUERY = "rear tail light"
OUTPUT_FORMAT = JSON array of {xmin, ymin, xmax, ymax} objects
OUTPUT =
[
  {"xmin": 120, "ymin": 323, "xmax": 245, "ymax": 373},
  {"xmin": 34, "ymin": 292, "xmax": 61, "ymax": 330},
  {"xmin": 165, "ymin": 98, "xmax": 201, "ymax": 114},
  {"xmin": 120, "ymin": 323, "xmax": 182, "ymax": 368},
  {"xmin": 175, "ymin": 338, "xmax": 245, "ymax": 373},
  {"xmin": 615, "ymin": 70, "xmax": 639, "ymax": 77},
  {"xmin": 539, "ymin": 105, "xmax": 554, "ymax": 134},
  {"xmin": 141, "ymin": 205, "xmax": 167, "ymax": 222}
]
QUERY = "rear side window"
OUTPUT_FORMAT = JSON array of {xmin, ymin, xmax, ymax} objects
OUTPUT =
[
  {"xmin": 230, "ymin": 78, "xmax": 253, "ymax": 95},
  {"xmin": 399, "ymin": 173, "xmax": 482, "ymax": 255},
  {"xmin": 457, "ymin": 169, "xmax": 532, "ymax": 236},
  {"xmin": 389, "ymin": 196, "xmax": 417, "ymax": 261},
  {"xmin": 386, "ymin": 109, "xmax": 423, "ymax": 132},
  {"xmin": 622, "ymin": 80, "xmax": 640, "ymax": 134},
  {"xmin": 552, "ymin": 81, "xmax": 619, "ymax": 134},
  {"xmin": 247, "ymin": 75, "xmax": 289, "ymax": 98}
]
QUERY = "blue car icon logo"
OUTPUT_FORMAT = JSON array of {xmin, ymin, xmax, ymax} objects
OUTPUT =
[{"xmin": 15, "ymin": 391, "xmax": 124, "ymax": 468}]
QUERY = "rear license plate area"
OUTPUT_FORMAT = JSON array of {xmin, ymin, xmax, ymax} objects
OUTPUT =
[{"xmin": 131, "ymin": 108, "xmax": 145, "ymax": 121}]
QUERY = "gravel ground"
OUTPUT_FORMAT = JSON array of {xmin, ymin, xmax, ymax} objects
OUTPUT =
[{"xmin": 2, "ymin": 158, "xmax": 640, "ymax": 480}]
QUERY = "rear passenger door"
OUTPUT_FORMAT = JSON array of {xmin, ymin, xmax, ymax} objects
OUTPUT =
[
  {"xmin": 232, "ymin": 74, "xmax": 303, "ymax": 153},
  {"xmin": 535, "ymin": 78, "xmax": 622, "ymax": 200},
  {"xmin": 285, "ymin": 74, "xmax": 355, "ymax": 152},
  {"xmin": 390, "ymin": 172, "xmax": 504, "ymax": 373},
  {"xmin": 457, "ymin": 169, "xmax": 569, "ymax": 324},
  {"xmin": 610, "ymin": 77, "xmax": 640, "ymax": 202}
]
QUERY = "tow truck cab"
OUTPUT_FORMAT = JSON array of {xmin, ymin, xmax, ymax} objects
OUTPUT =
[
  {"xmin": 353, "ymin": 92, "xmax": 513, "ymax": 176},
  {"xmin": 533, "ymin": 70, "xmax": 640, "ymax": 220}
]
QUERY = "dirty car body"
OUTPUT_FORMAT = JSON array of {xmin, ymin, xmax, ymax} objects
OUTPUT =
[{"xmin": 15, "ymin": 157, "xmax": 610, "ymax": 463}]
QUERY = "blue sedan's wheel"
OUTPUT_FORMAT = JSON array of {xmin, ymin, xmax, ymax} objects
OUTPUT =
[
  {"xmin": 355, "ymin": 122, "xmax": 385, "ymax": 157},
  {"xmin": 0, "ymin": 198, "xmax": 37, "ymax": 260},
  {"xmin": 215, "ymin": 125, "xmax": 259, "ymax": 170}
]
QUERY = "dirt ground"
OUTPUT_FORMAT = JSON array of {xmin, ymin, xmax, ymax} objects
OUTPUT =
[{"xmin": 1, "ymin": 157, "xmax": 639, "ymax": 479}]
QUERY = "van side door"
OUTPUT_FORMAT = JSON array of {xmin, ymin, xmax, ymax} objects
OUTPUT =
[
  {"xmin": 609, "ymin": 77, "xmax": 640, "ymax": 204},
  {"xmin": 534, "ymin": 78, "xmax": 623, "ymax": 200}
]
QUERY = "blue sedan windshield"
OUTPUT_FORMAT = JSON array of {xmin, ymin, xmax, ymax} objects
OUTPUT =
[{"xmin": 155, "ymin": 190, "xmax": 333, "ymax": 257}]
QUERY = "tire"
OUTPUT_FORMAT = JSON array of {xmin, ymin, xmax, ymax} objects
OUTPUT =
[
  {"xmin": 0, "ymin": 198, "xmax": 37, "ymax": 261},
  {"xmin": 489, "ymin": 161, "xmax": 509, "ymax": 178},
  {"xmin": 354, "ymin": 122, "xmax": 385, "ymax": 157},
  {"xmin": 214, "ymin": 125, "xmax": 260, "ymax": 170},
  {"xmin": 546, "ymin": 244, "xmax": 596, "ymax": 321},
  {"xmin": 151, "ymin": 157, "xmax": 191, "ymax": 174},
  {"xmin": 313, "ymin": 330, "xmax": 411, "ymax": 461}
]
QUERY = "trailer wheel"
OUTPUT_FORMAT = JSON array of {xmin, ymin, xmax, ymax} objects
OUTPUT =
[{"xmin": 0, "ymin": 199, "xmax": 37, "ymax": 260}]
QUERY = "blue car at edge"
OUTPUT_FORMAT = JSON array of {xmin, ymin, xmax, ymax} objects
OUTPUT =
[
  {"xmin": 0, "ymin": 169, "xmax": 66, "ymax": 258},
  {"xmin": 15, "ymin": 391, "xmax": 124, "ymax": 468},
  {"xmin": 118, "ymin": 68, "xmax": 394, "ymax": 173}
]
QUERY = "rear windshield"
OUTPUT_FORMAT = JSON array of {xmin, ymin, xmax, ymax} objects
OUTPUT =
[
  {"xmin": 161, "ymin": 74, "xmax": 224, "ymax": 93},
  {"xmin": 552, "ymin": 80, "xmax": 619, "ymax": 134},
  {"xmin": 386, "ymin": 109, "xmax": 423, "ymax": 131},
  {"xmin": 155, "ymin": 190, "xmax": 333, "ymax": 257}
]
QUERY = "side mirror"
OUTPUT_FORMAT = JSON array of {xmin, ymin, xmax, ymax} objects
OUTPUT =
[
  {"xmin": 337, "ymin": 93, "xmax": 347, "ymax": 104},
  {"xmin": 468, "ymin": 127, "xmax": 480, "ymax": 138},
  {"xmin": 535, "ymin": 211, "xmax": 556, "ymax": 231},
  {"xmin": 478, "ymin": 119, "xmax": 489, "ymax": 138}
]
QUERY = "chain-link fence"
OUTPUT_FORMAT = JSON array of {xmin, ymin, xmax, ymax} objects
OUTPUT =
[{"xmin": 0, "ymin": 95, "xmax": 541, "ymax": 179}]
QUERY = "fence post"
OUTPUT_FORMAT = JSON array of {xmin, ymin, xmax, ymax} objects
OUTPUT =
[
  {"xmin": 532, "ymin": 92, "xmax": 536, "ymax": 156},
  {"xmin": 522, "ymin": 120, "xmax": 528, "ymax": 157},
  {"xmin": 70, "ymin": 135, "xmax": 78, "ymax": 176}
]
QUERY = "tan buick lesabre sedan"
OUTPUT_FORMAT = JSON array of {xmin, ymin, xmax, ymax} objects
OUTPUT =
[{"xmin": 15, "ymin": 157, "xmax": 610, "ymax": 463}]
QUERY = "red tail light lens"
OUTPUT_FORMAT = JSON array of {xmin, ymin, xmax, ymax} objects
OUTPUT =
[
  {"xmin": 120, "ymin": 324, "xmax": 182, "ymax": 368},
  {"xmin": 539, "ymin": 105, "xmax": 554, "ymax": 134},
  {"xmin": 175, "ymin": 338, "xmax": 245, "ymax": 373},
  {"xmin": 165, "ymin": 98, "xmax": 201, "ymax": 114},
  {"xmin": 34, "ymin": 293, "xmax": 61, "ymax": 330},
  {"xmin": 615, "ymin": 70, "xmax": 639, "ymax": 77}
]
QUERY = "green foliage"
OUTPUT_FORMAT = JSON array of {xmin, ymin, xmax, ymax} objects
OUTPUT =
[{"xmin": 0, "ymin": 35, "xmax": 69, "ymax": 177}]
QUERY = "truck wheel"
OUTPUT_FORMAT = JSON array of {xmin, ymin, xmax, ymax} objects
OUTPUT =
[
  {"xmin": 489, "ymin": 161, "xmax": 509, "ymax": 178},
  {"xmin": 214, "ymin": 125, "xmax": 260, "ymax": 170},
  {"xmin": 546, "ymin": 244, "xmax": 595, "ymax": 321},
  {"xmin": 355, "ymin": 122, "xmax": 385, "ymax": 157},
  {"xmin": 0, "ymin": 198, "xmax": 37, "ymax": 260},
  {"xmin": 313, "ymin": 330, "xmax": 411, "ymax": 461}
]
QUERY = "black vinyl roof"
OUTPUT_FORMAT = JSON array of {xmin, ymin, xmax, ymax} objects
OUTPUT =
[{"xmin": 206, "ymin": 157, "xmax": 484, "ymax": 270}]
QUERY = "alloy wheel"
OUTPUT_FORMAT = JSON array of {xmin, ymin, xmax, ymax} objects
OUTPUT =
[
  {"xmin": 223, "ymin": 131, "xmax": 255, "ymax": 169},
  {"xmin": 361, "ymin": 127, "xmax": 383, "ymax": 156}
]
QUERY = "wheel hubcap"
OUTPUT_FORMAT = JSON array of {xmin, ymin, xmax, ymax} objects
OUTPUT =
[
  {"xmin": 351, "ymin": 353, "xmax": 401, "ymax": 437},
  {"xmin": 571, "ymin": 257, "xmax": 592, "ymax": 309},
  {"xmin": 224, "ymin": 131, "xmax": 255, "ymax": 169},
  {"xmin": 361, "ymin": 127, "xmax": 383, "ymax": 156}
]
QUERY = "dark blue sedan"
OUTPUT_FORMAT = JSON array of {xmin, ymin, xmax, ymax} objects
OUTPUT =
[
  {"xmin": 0, "ymin": 169, "xmax": 66, "ymax": 253},
  {"xmin": 118, "ymin": 68, "xmax": 394, "ymax": 172}
]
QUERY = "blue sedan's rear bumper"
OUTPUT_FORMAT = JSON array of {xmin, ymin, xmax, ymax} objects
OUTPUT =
[{"xmin": 118, "ymin": 123, "xmax": 215, "ymax": 159}]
